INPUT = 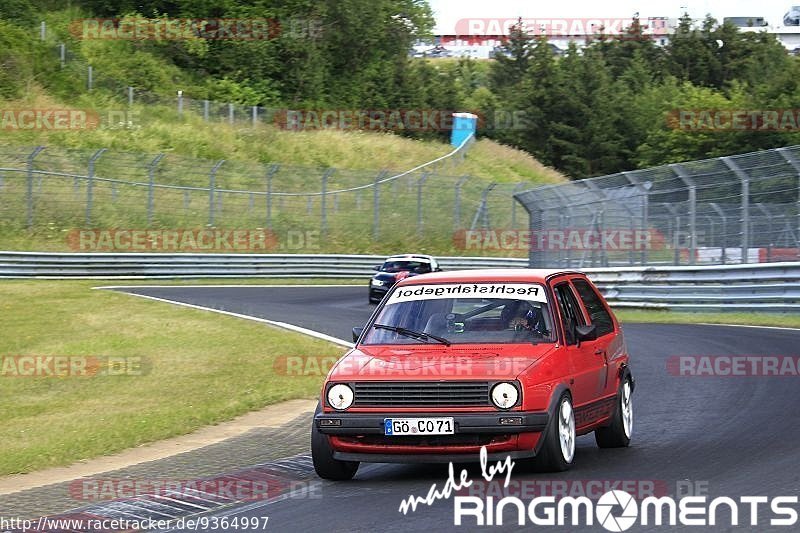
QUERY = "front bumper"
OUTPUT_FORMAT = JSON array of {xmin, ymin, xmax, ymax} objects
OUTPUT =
[
  {"xmin": 315, "ymin": 411, "xmax": 548, "ymax": 435},
  {"xmin": 316, "ymin": 410, "xmax": 549, "ymax": 462},
  {"xmin": 368, "ymin": 285, "xmax": 390, "ymax": 301}
]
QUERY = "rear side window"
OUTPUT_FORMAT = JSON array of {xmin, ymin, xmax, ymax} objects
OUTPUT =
[
  {"xmin": 553, "ymin": 282, "xmax": 585, "ymax": 345},
  {"xmin": 572, "ymin": 279, "xmax": 614, "ymax": 337}
]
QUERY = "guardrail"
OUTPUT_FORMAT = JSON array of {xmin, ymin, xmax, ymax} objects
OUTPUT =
[{"xmin": 0, "ymin": 252, "xmax": 797, "ymax": 312}]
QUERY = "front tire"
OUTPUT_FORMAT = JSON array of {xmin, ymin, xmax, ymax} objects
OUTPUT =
[
  {"xmin": 595, "ymin": 378, "xmax": 633, "ymax": 448},
  {"xmin": 311, "ymin": 403, "xmax": 359, "ymax": 480},
  {"xmin": 534, "ymin": 392, "xmax": 575, "ymax": 472}
]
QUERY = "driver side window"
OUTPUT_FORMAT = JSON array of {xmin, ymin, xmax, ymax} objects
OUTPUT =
[{"xmin": 553, "ymin": 282, "xmax": 585, "ymax": 346}]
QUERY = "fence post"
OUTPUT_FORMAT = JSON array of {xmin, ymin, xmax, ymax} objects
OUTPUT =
[
  {"xmin": 417, "ymin": 172, "xmax": 431, "ymax": 236},
  {"xmin": 453, "ymin": 175, "xmax": 469, "ymax": 230},
  {"xmin": 228, "ymin": 104, "xmax": 234, "ymax": 124},
  {"xmin": 208, "ymin": 160, "xmax": 225, "ymax": 226},
  {"xmin": 551, "ymin": 188, "xmax": 573, "ymax": 267},
  {"xmin": 87, "ymin": 66, "xmax": 93, "ymax": 91},
  {"xmin": 776, "ymin": 148, "xmax": 800, "ymax": 250},
  {"xmin": 622, "ymin": 171, "xmax": 653, "ymax": 265},
  {"xmin": 40, "ymin": 21, "xmax": 46, "ymax": 40},
  {"xmin": 177, "ymin": 91, "xmax": 183, "ymax": 117},
  {"xmin": 671, "ymin": 163, "xmax": 697, "ymax": 265},
  {"xmin": 511, "ymin": 182, "xmax": 525, "ymax": 228},
  {"xmin": 59, "ymin": 43, "xmax": 65, "ymax": 68},
  {"xmin": 708, "ymin": 203, "xmax": 728, "ymax": 264},
  {"xmin": 265, "ymin": 163, "xmax": 279, "ymax": 229},
  {"xmin": 146, "ymin": 153, "xmax": 165, "ymax": 227},
  {"xmin": 373, "ymin": 170, "xmax": 387, "ymax": 240},
  {"xmin": 128, "ymin": 86, "xmax": 134, "ymax": 106},
  {"xmin": 252, "ymin": 106, "xmax": 258, "ymax": 127},
  {"xmin": 321, "ymin": 168, "xmax": 334, "ymax": 237},
  {"xmin": 471, "ymin": 183, "xmax": 497, "ymax": 230},
  {"xmin": 85, "ymin": 148, "xmax": 107, "ymax": 226},
  {"xmin": 26, "ymin": 146, "xmax": 46, "ymax": 229},
  {"xmin": 722, "ymin": 157, "xmax": 750, "ymax": 264}
]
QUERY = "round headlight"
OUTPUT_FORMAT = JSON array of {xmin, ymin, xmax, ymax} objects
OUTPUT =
[
  {"xmin": 371, "ymin": 279, "xmax": 384, "ymax": 287},
  {"xmin": 327, "ymin": 384, "xmax": 354, "ymax": 410},
  {"xmin": 491, "ymin": 382, "xmax": 519, "ymax": 409}
]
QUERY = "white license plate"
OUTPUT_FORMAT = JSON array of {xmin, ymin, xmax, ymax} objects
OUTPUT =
[{"xmin": 384, "ymin": 417, "xmax": 454, "ymax": 436}]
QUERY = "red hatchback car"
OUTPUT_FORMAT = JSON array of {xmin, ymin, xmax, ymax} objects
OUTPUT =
[{"xmin": 312, "ymin": 269, "xmax": 634, "ymax": 480}]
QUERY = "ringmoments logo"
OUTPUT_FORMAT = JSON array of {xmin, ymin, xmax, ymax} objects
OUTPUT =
[{"xmin": 397, "ymin": 447, "xmax": 799, "ymax": 530}]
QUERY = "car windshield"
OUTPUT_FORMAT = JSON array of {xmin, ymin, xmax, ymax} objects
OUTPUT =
[
  {"xmin": 362, "ymin": 282, "xmax": 555, "ymax": 345},
  {"xmin": 380, "ymin": 260, "xmax": 432, "ymax": 274}
]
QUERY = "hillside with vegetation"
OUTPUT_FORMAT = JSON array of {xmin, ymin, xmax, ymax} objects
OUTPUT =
[{"xmin": 2, "ymin": 2, "xmax": 800, "ymax": 254}]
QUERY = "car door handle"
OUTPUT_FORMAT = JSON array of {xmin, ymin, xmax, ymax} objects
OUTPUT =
[{"xmin": 595, "ymin": 349, "xmax": 606, "ymax": 356}]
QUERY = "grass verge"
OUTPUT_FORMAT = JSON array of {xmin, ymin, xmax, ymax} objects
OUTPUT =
[
  {"xmin": 0, "ymin": 280, "xmax": 344, "ymax": 476},
  {"xmin": 615, "ymin": 309, "xmax": 800, "ymax": 329}
]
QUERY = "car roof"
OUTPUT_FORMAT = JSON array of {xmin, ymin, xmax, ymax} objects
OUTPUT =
[
  {"xmin": 384, "ymin": 254, "xmax": 435, "ymax": 262},
  {"xmin": 394, "ymin": 268, "xmax": 584, "ymax": 285}
]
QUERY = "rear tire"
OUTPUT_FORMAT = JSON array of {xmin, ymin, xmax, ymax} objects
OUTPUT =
[
  {"xmin": 311, "ymin": 403, "xmax": 359, "ymax": 480},
  {"xmin": 533, "ymin": 392, "xmax": 575, "ymax": 472},
  {"xmin": 595, "ymin": 378, "xmax": 633, "ymax": 448}
]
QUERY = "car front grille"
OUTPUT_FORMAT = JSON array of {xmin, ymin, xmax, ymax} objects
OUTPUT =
[
  {"xmin": 352, "ymin": 381, "xmax": 491, "ymax": 407},
  {"xmin": 343, "ymin": 434, "xmax": 508, "ymax": 447}
]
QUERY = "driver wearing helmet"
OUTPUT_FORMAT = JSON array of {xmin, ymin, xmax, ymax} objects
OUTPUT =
[{"xmin": 502, "ymin": 300, "xmax": 547, "ymax": 335}]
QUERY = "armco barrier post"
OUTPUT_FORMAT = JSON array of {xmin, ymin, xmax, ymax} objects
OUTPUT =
[
  {"xmin": 26, "ymin": 146, "xmax": 45, "ymax": 229},
  {"xmin": 85, "ymin": 148, "xmax": 107, "ymax": 226}
]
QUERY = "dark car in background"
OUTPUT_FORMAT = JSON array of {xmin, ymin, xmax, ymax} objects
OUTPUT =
[{"xmin": 368, "ymin": 254, "xmax": 440, "ymax": 303}]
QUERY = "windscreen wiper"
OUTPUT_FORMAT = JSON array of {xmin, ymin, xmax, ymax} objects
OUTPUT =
[{"xmin": 373, "ymin": 324, "xmax": 451, "ymax": 346}]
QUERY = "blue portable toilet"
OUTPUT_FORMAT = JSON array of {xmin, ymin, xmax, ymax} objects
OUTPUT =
[{"xmin": 451, "ymin": 112, "xmax": 477, "ymax": 148}]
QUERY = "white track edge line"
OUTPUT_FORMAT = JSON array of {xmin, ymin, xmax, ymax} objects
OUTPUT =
[{"xmin": 100, "ymin": 290, "xmax": 354, "ymax": 348}]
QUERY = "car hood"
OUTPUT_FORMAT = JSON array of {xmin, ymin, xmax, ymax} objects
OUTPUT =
[
  {"xmin": 373, "ymin": 271, "xmax": 416, "ymax": 282},
  {"xmin": 329, "ymin": 344, "xmax": 556, "ymax": 381}
]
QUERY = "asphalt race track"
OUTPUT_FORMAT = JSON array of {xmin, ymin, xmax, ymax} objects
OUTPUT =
[{"xmin": 99, "ymin": 285, "xmax": 800, "ymax": 532}]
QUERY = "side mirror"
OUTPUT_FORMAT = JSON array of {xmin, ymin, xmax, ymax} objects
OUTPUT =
[
  {"xmin": 372, "ymin": 265, "xmax": 381, "ymax": 271},
  {"xmin": 576, "ymin": 324, "xmax": 597, "ymax": 343},
  {"xmin": 352, "ymin": 326, "xmax": 365, "ymax": 343}
]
